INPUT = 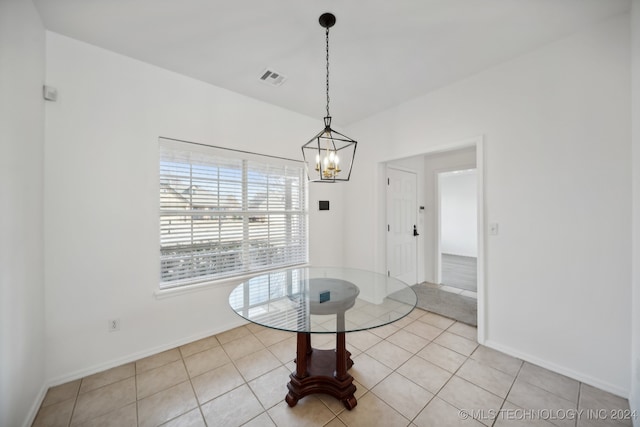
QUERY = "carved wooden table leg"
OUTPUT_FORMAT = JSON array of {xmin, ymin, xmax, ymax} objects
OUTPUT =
[
  {"xmin": 286, "ymin": 331, "xmax": 357, "ymax": 409},
  {"xmin": 286, "ymin": 332, "xmax": 311, "ymax": 407}
]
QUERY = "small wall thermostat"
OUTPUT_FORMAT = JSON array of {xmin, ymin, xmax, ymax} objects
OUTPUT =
[{"xmin": 319, "ymin": 200, "xmax": 330, "ymax": 211}]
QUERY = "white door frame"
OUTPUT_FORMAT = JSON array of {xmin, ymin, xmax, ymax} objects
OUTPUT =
[{"xmin": 379, "ymin": 135, "xmax": 486, "ymax": 343}]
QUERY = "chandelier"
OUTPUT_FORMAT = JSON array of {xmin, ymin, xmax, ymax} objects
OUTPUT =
[{"xmin": 302, "ymin": 13, "xmax": 357, "ymax": 182}]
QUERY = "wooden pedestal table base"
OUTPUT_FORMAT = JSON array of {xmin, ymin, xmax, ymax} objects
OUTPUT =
[{"xmin": 285, "ymin": 331, "xmax": 357, "ymax": 410}]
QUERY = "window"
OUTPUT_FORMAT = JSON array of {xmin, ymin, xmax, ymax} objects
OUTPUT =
[
  {"xmin": 228, "ymin": 269, "xmax": 304, "ymax": 326},
  {"xmin": 159, "ymin": 138, "xmax": 308, "ymax": 289}
]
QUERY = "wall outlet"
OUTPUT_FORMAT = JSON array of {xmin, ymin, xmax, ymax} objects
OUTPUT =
[{"xmin": 108, "ymin": 318, "xmax": 120, "ymax": 332}]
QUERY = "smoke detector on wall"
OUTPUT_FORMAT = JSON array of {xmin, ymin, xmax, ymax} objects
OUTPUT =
[{"xmin": 259, "ymin": 68, "xmax": 287, "ymax": 87}]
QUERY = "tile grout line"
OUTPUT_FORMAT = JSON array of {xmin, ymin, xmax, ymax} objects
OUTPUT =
[
  {"xmin": 400, "ymin": 319, "xmax": 465, "ymax": 426},
  {"xmin": 573, "ymin": 383, "xmax": 581, "ymax": 427},
  {"xmin": 180, "ymin": 346, "xmax": 209, "ymax": 427},
  {"xmin": 66, "ymin": 379, "xmax": 82, "ymax": 427},
  {"xmin": 489, "ymin": 357, "xmax": 525, "ymax": 427},
  {"xmin": 516, "ymin": 363, "xmax": 582, "ymax": 408},
  {"xmin": 456, "ymin": 355, "xmax": 519, "ymax": 401},
  {"xmin": 419, "ymin": 327, "xmax": 504, "ymax": 427},
  {"xmin": 135, "ymin": 343, "xmax": 217, "ymax": 425},
  {"xmin": 374, "ymin": 312, "xmax": 472, "ymax": 426},
  {"xmin": 424, "ymin": 344, "xmax": 470, "ymax": 412},
  {"xmin": 377, "ymin": 322, "xmax": 441, "ymax": 426},
  {"xmin": 244, "ymin": 327, "xmax": 284, "ymax": 426},
  {"xmin": 222, "ymin": 325, "xmax": 304, "ymax": 424},
  {"xmin": 134, "ymin": 362, "xmax": 139, "ymax": 427},
  {"xmin": 569, "ymin": 378, "xmax": 581, "ymax": 427},
  {"xmin": 66, "ymin": 376, "xmax": 83, "ymax": 427}
]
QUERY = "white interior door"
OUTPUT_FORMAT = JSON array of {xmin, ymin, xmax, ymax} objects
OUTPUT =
[{"xmin": 386, "ymin": 167, "xmax": 418, "ymax": 285}]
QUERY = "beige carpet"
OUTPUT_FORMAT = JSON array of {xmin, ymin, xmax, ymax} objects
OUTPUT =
[{"xmin": 411, "ymin": 284, "xmax": 477, "ymax": 326}]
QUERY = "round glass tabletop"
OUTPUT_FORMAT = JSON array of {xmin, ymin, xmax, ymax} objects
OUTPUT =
[{"xmin": 229, "ymin": 266, "xmax": 417, "ymax": 333}]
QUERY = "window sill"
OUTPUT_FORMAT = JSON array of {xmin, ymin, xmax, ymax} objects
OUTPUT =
[
  {"xmin": 154, "ymin": 263, "xmax": 310, "ymax": 300},
  {"xmin": 154, "ymin": 277, "xmax": 243, "ymax": 299}
]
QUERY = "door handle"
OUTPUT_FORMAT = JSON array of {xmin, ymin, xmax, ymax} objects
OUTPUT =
[{"xmin": 413, "ymin": 225, "xmax": 419, "ymax": 236}]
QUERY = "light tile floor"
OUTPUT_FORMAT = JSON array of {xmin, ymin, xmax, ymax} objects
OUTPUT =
[{"xmin": 33, "ymin": 308, "xmax": 633, "ymax": 427}]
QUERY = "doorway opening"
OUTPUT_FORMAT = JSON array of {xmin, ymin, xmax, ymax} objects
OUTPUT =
[
  {"xmin": 384, "ymin": 139, "xmax": 483, "ymax": 331},
  {"xmin": 437, "ymin": 169, "xmax": 478, "ymax": 298}
]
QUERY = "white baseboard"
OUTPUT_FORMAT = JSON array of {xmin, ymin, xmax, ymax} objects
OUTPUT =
[
  {"xmin": 22, "ymin": 384, "xmax": 48, "ymax": 427},
  {"xmin": 45, "ymin": 318, "xmax": 247, "ymax": 388},
  {"xmin": 484, "ymin": 339, "xmax": 630, "ymax": 399}
]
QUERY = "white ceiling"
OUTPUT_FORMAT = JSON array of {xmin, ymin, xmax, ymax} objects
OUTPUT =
[{"xmin": 33, "ymin": 0, "xmax": 630, "ymax": 125}]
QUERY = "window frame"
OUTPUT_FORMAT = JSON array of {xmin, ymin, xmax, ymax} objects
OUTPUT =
[{"xmin": 158, "ymin": 138, "xmax": 309, "ymax": 293}]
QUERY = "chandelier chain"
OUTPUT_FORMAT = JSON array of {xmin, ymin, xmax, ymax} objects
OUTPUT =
[{"xmin": 325, "ymin": 27, "xmax": 330, "ymax": 118}]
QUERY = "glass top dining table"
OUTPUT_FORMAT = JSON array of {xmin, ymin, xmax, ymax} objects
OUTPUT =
[
  {"xmin": 228, "ymin": 266, "xmax": 418, "ymax": 334},
  {"xmin": 228, "ymin": 266, "xmax": 417, "ymax": 410}
]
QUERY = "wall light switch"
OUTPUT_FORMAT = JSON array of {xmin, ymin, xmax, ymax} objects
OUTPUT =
[
  {"xmin": 108, "ymin": 318, "xmax": 120, "ymax": 332},
  {"xmin": 489, "ymin": 223, "xmax": 499, "ymax": 236}
]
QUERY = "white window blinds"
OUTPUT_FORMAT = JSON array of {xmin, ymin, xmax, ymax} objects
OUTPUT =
[{"xmin": 159, "ymin": 138, "xmax": 308, "ymax": 289}]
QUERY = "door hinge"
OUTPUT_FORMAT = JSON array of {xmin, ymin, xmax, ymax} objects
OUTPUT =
[
  {"xmin": 387, "ymin": 178, "xmax": 390, "ymax": 185},
  {"xmin": 387, "ymin": 224, "xmax": 390, "ymax": 232},
  {"xmin": 387, "ymin": 270, "xmax": 390, "ymax": 277}
]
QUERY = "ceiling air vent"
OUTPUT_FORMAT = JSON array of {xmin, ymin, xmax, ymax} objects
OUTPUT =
[{"xmin": 259, "ymin": 69, "xmax": 287, "ymax": 87}]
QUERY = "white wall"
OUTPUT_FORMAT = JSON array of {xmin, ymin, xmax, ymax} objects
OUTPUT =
[
  {"xmin": 344, "ymin": 14, "xmax": 631, "ymax": 395},
  {"xmin": 309, "ymin": 182, "xmax": 345, "ymax": 267},
  {"xmin": 0, "ymin": 0, "xmax": 46, "ymax": 425},
  {"xmin": 44, "ymin": 31, "xmax": 342, "ymax": 382},
  {"xmin": 440, "ymin": 170, "xmax": 478, "ymax": 257},
  {"xmin": 630, "ymin": 0, "xmax": 640, "ymax": 421}
]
